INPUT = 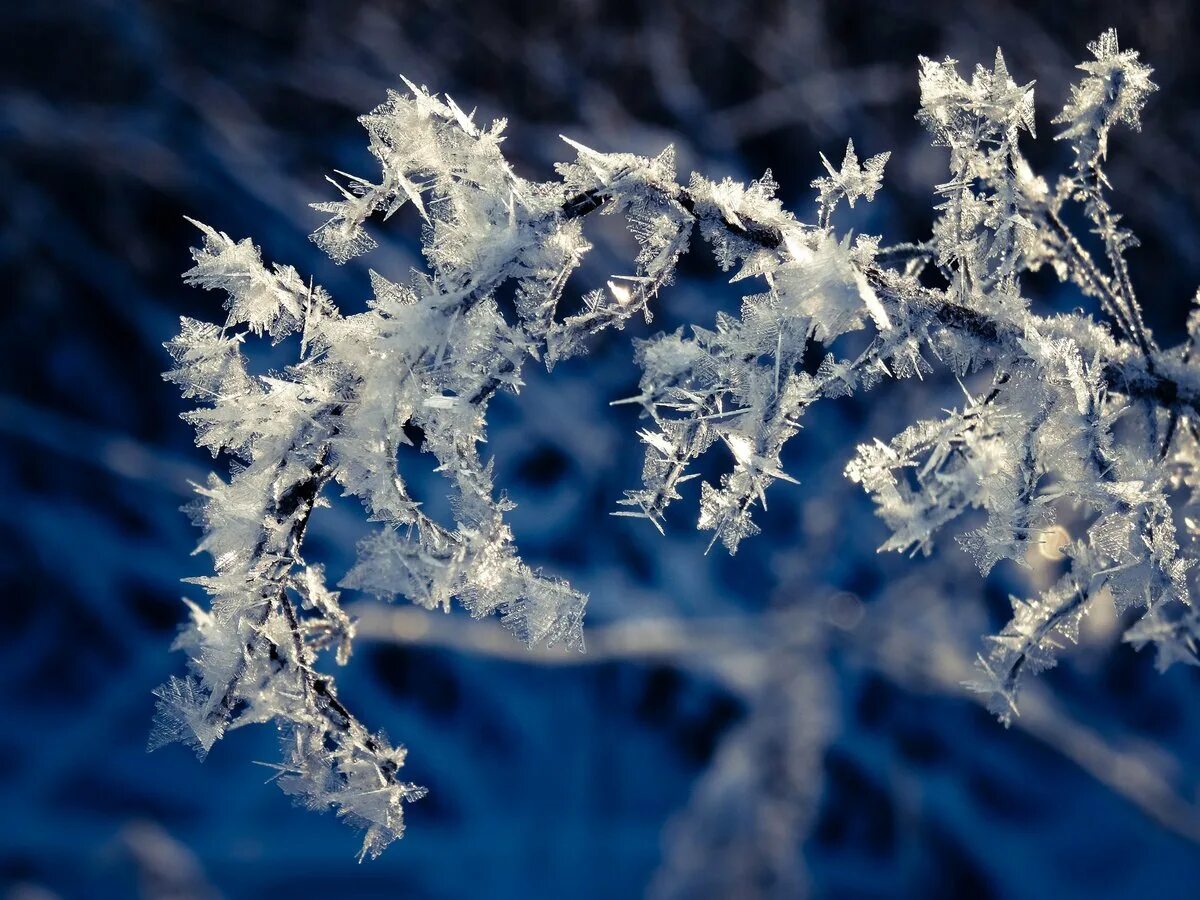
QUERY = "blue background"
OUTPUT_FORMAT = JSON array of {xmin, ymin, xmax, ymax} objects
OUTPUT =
[{"xmin": 4, "ymin": 2, "xmax": 1200, "ymax": 897}]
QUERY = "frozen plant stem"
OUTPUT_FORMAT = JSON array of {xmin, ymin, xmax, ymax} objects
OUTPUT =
[{"xmin": 154, "ymin": 31, "xmax": 1200, "ymax": 855}]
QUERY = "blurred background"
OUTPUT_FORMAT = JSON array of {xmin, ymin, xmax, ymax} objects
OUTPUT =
[{"xmin": 4, "ymin": 1, "xmax": 1200, "ymax": 897}]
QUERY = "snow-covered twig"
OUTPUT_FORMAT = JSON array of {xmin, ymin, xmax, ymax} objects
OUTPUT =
[{"xmin": 155, "ymin": 33, "xmax": 1200, "ymax": 853}]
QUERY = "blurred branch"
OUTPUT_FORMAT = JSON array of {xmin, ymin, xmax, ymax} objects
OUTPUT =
[
  {"xmin": 850, "ymin": 612, "xmax": 1200, "ymax": 845},
  {"xmin": 353, "ymin": 599, "xmax": 1200, "ymax": 845}
]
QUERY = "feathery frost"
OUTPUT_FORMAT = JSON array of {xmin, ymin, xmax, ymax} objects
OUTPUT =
[{"xmin": 155, "ymin": 32, "xmax": 1200, "ymax": 851}]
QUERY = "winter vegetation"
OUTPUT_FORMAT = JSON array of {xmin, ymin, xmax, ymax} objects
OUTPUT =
[{"xmin": 153, "ymin": 29, "xmax": 1200, "ymax": 859}]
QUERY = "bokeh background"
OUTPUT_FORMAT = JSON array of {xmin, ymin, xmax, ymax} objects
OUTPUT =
[{"xmin": 5, "ymin": 1, "xmax": 1200, "ymax": 897}]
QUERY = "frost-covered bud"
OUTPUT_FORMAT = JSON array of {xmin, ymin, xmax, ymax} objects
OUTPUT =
[{"xmin": 1054, "ymin": 29, "xmax": 1157, "ymax": 164}]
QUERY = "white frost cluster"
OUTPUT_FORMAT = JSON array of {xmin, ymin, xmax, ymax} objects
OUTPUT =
[{"xmin": 156, "ymin": 32, "xmax": 1200, "ymax": 852}]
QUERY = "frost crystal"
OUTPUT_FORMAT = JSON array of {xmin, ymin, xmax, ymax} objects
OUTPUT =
[
  {"xmin": 1054, "ymin": 29, "xmax": 1157, "ymax": 163},
  {"xmin": 156, "ymin": 30, "xmax": 1200, "ymax": 849},
  {"xmin": 811, "ymin": 140, "xmax": 890, "ymax": 220}
]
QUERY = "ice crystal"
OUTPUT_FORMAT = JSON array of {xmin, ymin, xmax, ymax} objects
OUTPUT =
[{"xmin": 155, "ymin": 31, "xmax": 1200, "ymax": 849}]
